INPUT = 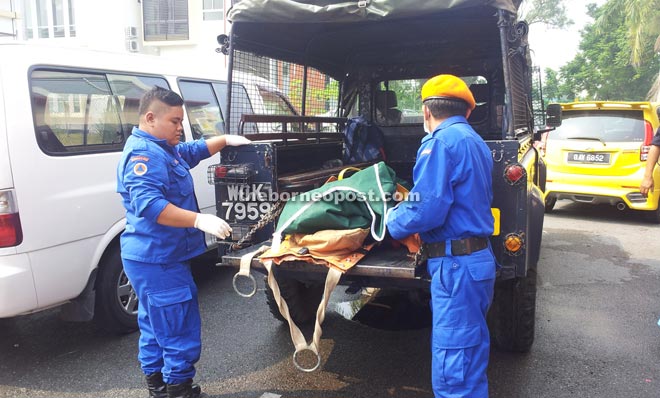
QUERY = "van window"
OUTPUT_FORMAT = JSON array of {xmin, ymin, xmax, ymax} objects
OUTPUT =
[
  {"xmin": 108, "ymin": 74, "xmax": 171, "ymax": 140},
  {"xmin": 30, "ymin": 69, "xmax": 170, "ymax": 154},
  {"xmin": 179, "ymin": 79, "xmax": 224, "ymax": 139}
]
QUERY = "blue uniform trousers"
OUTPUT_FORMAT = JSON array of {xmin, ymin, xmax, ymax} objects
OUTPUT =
[
  {"xmin": 122, "ymin": 259, "xmax": 202, "ymax": 384},
  {"xmin": 428, "ymin": 245, "xmax": 495, "ymax": 398}
]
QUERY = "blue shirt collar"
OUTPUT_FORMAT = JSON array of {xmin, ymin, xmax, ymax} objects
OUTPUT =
[
  {"xmin": 131, "ymin": 126, "xmax": 168, "ymax": 145},
  {"xmin": 131, "ymin": 127, "xmax": 181, "ymax": 159},
  {"xmin": 421, "ymin": 115, "xmax": 469, "ymax": 143}
]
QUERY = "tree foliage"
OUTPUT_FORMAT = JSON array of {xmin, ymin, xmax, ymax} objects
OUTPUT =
[
  {"xmin": 594, "ymin": 0, "xmax": 660, "ymax": 66},
  {"xmin": 543, "ymin": 2, "xmax": 660, "ymax": 102},
  {"xmin": 519, "ymin": 0, "xmax": 573, "ymax": 28}
]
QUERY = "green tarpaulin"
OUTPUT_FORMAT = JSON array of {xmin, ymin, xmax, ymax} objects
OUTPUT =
[
  {"xmin": 228, "ymin": 0, "xmax": 519, "ymax": 23},
  {"xmin": 274, "ymin": 162, "xmax": 397, "ymax": 241}
]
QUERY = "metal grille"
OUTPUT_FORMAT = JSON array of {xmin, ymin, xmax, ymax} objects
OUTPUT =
[
  {"xmin": 229, "ymin": 50, "xmax": 340, "ymax": 134},
  {"xmin": 509, "ymin": 53, "xmax": 530, "ymax": 133}
]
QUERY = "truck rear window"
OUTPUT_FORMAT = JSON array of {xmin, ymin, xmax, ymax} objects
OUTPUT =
[{"xmin": 376, "ymin": 77, "xmax": 488, "ymax": 126}]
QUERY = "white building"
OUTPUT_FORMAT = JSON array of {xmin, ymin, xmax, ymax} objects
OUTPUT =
[{"xmin": 0, "ymin": 0, "xmax": 230, "ymax": 77}]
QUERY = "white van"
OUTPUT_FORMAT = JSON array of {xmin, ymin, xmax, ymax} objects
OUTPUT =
[{"xmin": 0, "ymin": 43, "xmax": 254, "ymax": 333}]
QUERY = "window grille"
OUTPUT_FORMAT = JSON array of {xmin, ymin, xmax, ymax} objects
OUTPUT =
[
  {"xmin": 203, "ymin": 0, "xmax": 223, "ymax": 21},
  {"xmin": 23, "ymin": 0, "xmax": 76, "ymax": 39},
  {"xmin": 143, "ymin": 0, "xmax": 189, "ymax": 41}
]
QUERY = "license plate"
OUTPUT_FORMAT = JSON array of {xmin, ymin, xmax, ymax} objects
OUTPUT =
[
  {"xmin": 566, "ymin": 152, "xmax": 610, "ymax": 164},
  {"xmin": 219, "ymin": 183, "xmax": 274, "ymax": 222}
]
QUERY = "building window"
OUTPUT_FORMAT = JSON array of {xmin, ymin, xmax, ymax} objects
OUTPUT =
[
  {"xmin": 203, "ymin": 0, "xmax": 223, "ymax": 21},
  {"xmin": 143, "ymin": 0, "xmax": 189, "ymax": 41},
  {"xmin": 23, "ymin": 0, "xmax": 76, "ymax": 40}
]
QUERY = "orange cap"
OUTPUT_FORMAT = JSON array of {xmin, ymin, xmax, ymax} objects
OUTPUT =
[{"xmin": 421, "ymin": 74, "xmax": 476, "ymax": 111}]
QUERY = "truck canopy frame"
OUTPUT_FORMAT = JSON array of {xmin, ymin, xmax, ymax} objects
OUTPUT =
[{"xmin": 223, "ymin": 0, "xmax": 532, "ymax": 138}]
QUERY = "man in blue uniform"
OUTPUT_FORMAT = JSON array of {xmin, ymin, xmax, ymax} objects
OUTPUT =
[
  {"xmin": 386, "ymin": 75, "xmax": 496, "ymax": 398},
  {"xmin": 117, "ymin": 86, "xmax": 251, "ymax": 398}
]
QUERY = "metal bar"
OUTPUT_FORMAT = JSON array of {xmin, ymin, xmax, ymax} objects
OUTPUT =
[
  {"xmin": 301, "ymin": 65, "xmax": 308, "ymax": 115},
  {"xmin": 240, "ymin": 114, "xmax": 346, "ymax": 124},
  {"xmin": 497, "ymin": 10, "xmax": 514, "ymax": 140},
  {"xmin": 225, "ymin": 34, "xmax": 235, "ymax": 135},
  {"xmin": 242, "ymin": 132, "xmax": 343, "ymax": 141}
]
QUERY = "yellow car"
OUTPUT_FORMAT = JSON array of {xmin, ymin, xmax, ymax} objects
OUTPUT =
[{"xmin": 543, "ymin": 101, "xmax": 660, "ymax": 222}]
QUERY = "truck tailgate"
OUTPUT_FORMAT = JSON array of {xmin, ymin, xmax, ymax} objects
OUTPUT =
[{"xmin": 221, "ymin": 241, "xmax": 426, "ymax": 280}]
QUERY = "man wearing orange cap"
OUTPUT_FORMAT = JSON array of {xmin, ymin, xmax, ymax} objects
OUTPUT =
[{"xmin": 386, "ymin": 74, "xmax": 496, "ymax": 397}]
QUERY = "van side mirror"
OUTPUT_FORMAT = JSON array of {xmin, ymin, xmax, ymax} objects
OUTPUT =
[{"xmin": 546, "ymin": 103, "xmax": 562, "ymax": 127}]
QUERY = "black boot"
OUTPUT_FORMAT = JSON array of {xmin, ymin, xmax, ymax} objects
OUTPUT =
[
  {"xmin": 145, "ymin": 372, "xmax": 167, "ymax": 398},
  {"xmin": 166, "ymin": 379, "xmax": 202, "ymax": 398}
]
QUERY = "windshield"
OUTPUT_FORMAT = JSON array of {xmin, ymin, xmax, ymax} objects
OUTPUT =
[{"xmin": 549, "ymin": 110, "xmax": 645, "ymax": 143}]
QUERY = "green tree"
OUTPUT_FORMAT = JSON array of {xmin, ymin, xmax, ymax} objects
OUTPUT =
[
  {"xmin": 546, "ymin": 3, "xmax": 659, "ymax": 101},
  {"xmin": 542, "ymin": 68, "xmax": 564, "ymax": 102},
  {"xmin": 519, "ymin": 0, "xmax": 573, "ymax": 28},
  {"xmin": 594, "ymin": 0, "xmax": 660, "ymax": 67}
]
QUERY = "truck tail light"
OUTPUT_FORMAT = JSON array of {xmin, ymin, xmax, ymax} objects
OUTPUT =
[
  {"xmin": 214, "ymin": 166, "xmax": 228, "ymax": 179},
  {"xmin": 207, "ymin": 163, "xmax": 254, "ymax": 185},
  {"xmin": 0, "ymin": 190, "xmax": 23, "ymax": 248},
  {"xmin": 504, "ymin": 233, "xmax": 524, "ymax": 255},
  {"xmin": 504, "ymin": 163, "xmax": 526, "ymax": 186},
  {"xmin": 641, "ymin": 121, "xmax": 653, "ymax": 161}
]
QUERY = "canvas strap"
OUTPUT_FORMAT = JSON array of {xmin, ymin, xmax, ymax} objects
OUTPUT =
[{"xmin": 236, "ymin": 246, "xmax": 341, "ymax": 372}]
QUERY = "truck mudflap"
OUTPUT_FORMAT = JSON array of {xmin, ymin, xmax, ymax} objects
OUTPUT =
[{"xmin": 221, "ymin": 240, "xmax": 429, "ymax": 284}]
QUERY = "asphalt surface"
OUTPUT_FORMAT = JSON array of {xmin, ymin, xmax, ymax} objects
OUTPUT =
[{"xmin": 1, "ymin": 199, "xmax": 659, "ymax": 398}]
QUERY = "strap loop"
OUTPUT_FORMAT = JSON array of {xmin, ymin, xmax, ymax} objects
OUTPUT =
[{"xmin": 234, "ymin": 245, "xmax": 269, "ymax": 297}]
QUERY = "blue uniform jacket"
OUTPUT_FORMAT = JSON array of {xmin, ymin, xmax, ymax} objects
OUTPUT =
[
  {"xmin": 117, "ymin": 127, "xmax": 211, "ymax": 263},
  {"xmin": 387, "ymin": 116, "xmax": 494, "ymax": 242}
]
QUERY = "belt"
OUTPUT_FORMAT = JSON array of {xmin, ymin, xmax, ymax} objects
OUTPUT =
[{"xmin": 424, "ymin": 237, "xmax": 489, "ymax": 258}]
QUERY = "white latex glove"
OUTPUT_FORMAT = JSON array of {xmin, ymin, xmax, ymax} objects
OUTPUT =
[
  {"xmin": 224, "ymin": 135, "xmax": 252, "ymax": 146},
  {"xmin": 194, "ymin": 213, "xmax": 232, "ymax": 239}
]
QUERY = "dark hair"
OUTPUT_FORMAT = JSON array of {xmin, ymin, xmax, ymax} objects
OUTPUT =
[
  {"xmin": 423, "ymin": 98, "xmax": 469, "ymax": 119},
  {"xmin": 138, "ymin": 86, "xmax": 184, "ymax": 116}
]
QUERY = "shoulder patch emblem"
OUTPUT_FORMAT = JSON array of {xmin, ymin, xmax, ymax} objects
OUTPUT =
[
  {"xmin": 420, "ymin": 148, "xmax": 432, "ymax": 156},
  {"xmin": 130, "ymin": 155, "xmax": 150, "ymax": 163},
  {"xmin": 133, "ymin": 162, "xmax": 148, "ymax": 176}
]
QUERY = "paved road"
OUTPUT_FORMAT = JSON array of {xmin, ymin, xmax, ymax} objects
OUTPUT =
[{"xmin": 1, "ymin": 199, "xmax": 659, "ymax": 398}]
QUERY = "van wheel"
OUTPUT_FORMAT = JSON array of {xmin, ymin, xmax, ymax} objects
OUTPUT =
[
  {"xmin": 264, "ymin": 275, "xmax": 324, "ymax": 325},
  {"xmin": 544, "ymin": 196, "xmax": 556, "ymax": 213},
  {"xmin": 94, "ymin": 248, "xmax": 139, "ymax": 334},
  {"xmin": 488, "ymin": 268, "xmax": 537, "ymax": 352}
]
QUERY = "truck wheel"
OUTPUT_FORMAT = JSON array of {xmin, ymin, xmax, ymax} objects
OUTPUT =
[
  {"xmin": 264, "ymin": 275, "xmax": 324, "ymax": 325},
  {"xmin": 488, "ymin": 268, "xmax": 537, "ymax": 352},
  {"xmin": 544, "ymin": 196, "xmax": 556, "ymax": 213},
  {"xmin": 94, "ymin": 247, "xmax": 139, "ymax": 334}
]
